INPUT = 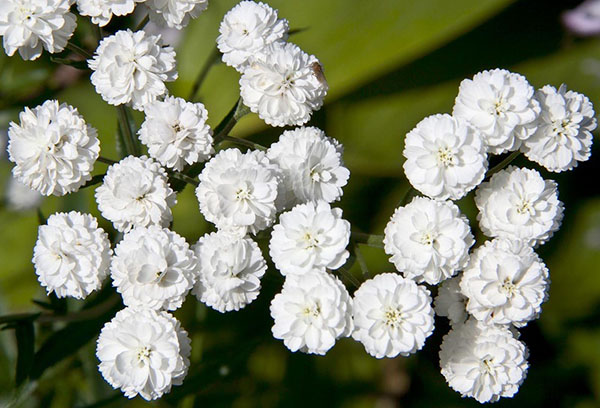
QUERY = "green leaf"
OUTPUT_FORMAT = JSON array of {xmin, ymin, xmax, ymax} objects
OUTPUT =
[
  {"xmin": 0, "ymin": 313, "xmax": 40, "ymax": 325},
  {"xmin": 15, "ymin": 320, "xmax": 34, "ymax": 385}
]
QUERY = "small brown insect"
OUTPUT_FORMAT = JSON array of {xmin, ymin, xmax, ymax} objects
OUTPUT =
[{"xmin": 311, "ymin": 62, "xmax": 327, "ymax": 83}]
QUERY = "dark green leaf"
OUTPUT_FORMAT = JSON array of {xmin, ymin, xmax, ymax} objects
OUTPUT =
[
  {"xmin": 15, "ymin": 320, "xmax": 34, "ymax": 385},
  {"xmin": 0, "ymin": 313, "xmax": 40, "ymax": 325}
]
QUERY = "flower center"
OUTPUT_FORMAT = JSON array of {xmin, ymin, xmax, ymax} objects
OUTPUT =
[
  {"xmin": 481, "ymin": 358, "xmax": 494, "ymax": 374},
  {"xmin": 137, "ymin": 346, "xmax": 151, "ymax": 362},
  {"xmin": 310, "ymin": 165, "xmax": 331, "ymax": 182},
  {"xmin": 235, "ymin": 188, "xmax": 250, "ymax": 201},
  {"xmin": 302, "ymin": 303, "xmax": 320, "ymax": 318},
  {"xmin": 302, "ymin": 231, "xmax": 320, "ymax": 249},
  {"xmin": 172, "ymin": 122, "xmax": 182, "ymax": 133},
  {"xmin": 500, "ymin": 278, "xmax": 517, "ymax": 296},
  {"xmin": 493, "ymin": 98, "xmax": 507, "ymax": 116},
  {"xmin": 419, "ymin": 231, "xmax": 435, "ymax": 246},
  {"xmin": 436, "ymin": 147, "xmax": 455, "ymax": 167},
  {"xmin": 552, "ymin": 119, "xmax": 573, "ymax": 137},
  {"xmin": 516, "ymin": 199, "xmax": 532, "ymax": 214},
  {"xmin": 384, "ymin": 307, "xmax": 402, "ymax": 328}
]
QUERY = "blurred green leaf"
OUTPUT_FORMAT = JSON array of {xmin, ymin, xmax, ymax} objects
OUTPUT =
[{"xmin": 15, "ymin": 320, "xmax": 35, "ymax": 385}]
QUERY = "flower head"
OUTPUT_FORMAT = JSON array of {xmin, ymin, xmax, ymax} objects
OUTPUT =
[
  {"xmin": 97, "ymin": 307, "xmax": 191, "ymax": 400},
  {"xmin": 8, "ymin": 100, "xmax": 99, "ymax": 196},
  {"xmin": 0, "ymin": 0, "xmax": 76, "ymax": 60},
  {"xmin": 95, "ymin": 156, "xmax": 177, "ymax": 233},
  {"xmin": 383, "ymin": 197, "xmax": 474, "ymax": 285},
  {"xmin": 76, "ymin": 0, "xmax": 143, "ymax": 27},
  {"xmin": 193, "ymin": 231, "xmax": 267, "ymax": 313},
  {"xmin": 269, "ymin": 201, "xmax": 350, "ymax": 276},
  {"xmin": 217, "ymin": 0, "xmax": 288, "ymax": 71},
  {"xmin": 89, "ymin": 29, "xmax": 177, "ymax": 111},
  {"xmin": 196, "ymin": 148, "xmax": 280, "ymax": 235},
  {"xmin": 403, "ymin": 114, "xmax": 488, "ymax": 200},
  {"xmin": 434, "ymin": 275, "xmax": 468, "ymax": 326},
  {"xmin": 33, "ymin": 211, "xmax": 111, "ymax": 299},
  {"xmin": 562, "ymin": 0, "xmax": 600, "ymax": 37},
  {"xmin": 270, "ymin": 272, "xmax": 353, "ymax": 355},
  {"xmin": 521, "ymin": 84, "xmax": 596, "ymax": 172},
  {"xmin": 460, "ymin": 239, "xmax": 549, "ymax": 327},
  {"xmin": 138, "ymin": 96, "xmax": 213, "ymax": 171},
  {"xmin": 240, "ymin": 41, "xmax": 328, "ymax": 127},
  {"xmin": 111, "ymin": 225, "xmax": 197, "ymax": 311},
  {"xmin": 145, "ymin": 0, "xmax": 208, "ymax": 29},
  {"xmin": 439, "ymin": 319, "xmax": 528, "ymax": 403},
  {"xmin": 352, "ymin": 273, "xmax": 434, "ymax": 358},
  {"xmin": 5, "ymin": 176, "xmax": 44, "ymax": 211},
  {"xmin": 475, "ymin": 166, "xmax": 563, "ymax": 246},
  {"xmin": 453, "ymin": 69, "xmax": 540, "ymax": 154},
  {"xmin": 267, "ymin": 126, "xmax": 349, "ymax": 208}
]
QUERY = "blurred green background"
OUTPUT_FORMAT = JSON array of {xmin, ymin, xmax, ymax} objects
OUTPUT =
[{"xmin": 1, "ymin": 0, "xmax": 600, "ymax": 406}]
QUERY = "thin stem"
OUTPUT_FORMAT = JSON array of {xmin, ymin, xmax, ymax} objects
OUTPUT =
[
  {"xmin": 336, "ymin": 263, "xmax": 361, "ymax": 289},
  {"xmin": 220, "ymin": 135, "xmax": 266, "ymax": 151},
  {"xmin": 66, "ymin": 42, "xmax": 92, "ymax": 59},
  {"xmin": 116, "ymin": 106, "xmax": 140, "ymax": 156},
  {"xmin": 37, "ymin": 294, "xmax": 121, "ymax": 324},
  {"xmin": 213, "ymin": 98, "xmax": 251, "ymax": 143},
  {"xmin": 188, "ymin": 47, "xmax": 220, "ymax": 101},
  {"xmin": 400, "ymin": 185, "xmax": 418, "ymax": 206},
  {"xmin": 351, "ymin": 231, "xmax": 384, "ymax": 248},
  {"xmin": 169, "ymin": 171, "xmax": 199, "ymax": 187},
  {"xmin": 135, "ymin": 14, "xmax": 150, "ymax": 32},
  {"xmin": 485, "ymin": 151, "xmax": 520, "ymax": 180},
  {"xmin": 354, "ymin": 244, "xmax": 370, "ymax": 279},
  {"xmin": 97, "ymin": 156, "xmax": 117, "ymax": 165}
]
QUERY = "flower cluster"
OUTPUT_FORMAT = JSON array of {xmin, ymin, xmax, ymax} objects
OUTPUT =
[{"xmin": 5, "ymin": 0, "xmax": 596, "ymax": 404}]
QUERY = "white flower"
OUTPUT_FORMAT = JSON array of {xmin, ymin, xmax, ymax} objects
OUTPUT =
[
  {"xmin": 521, "ymin": 84, "xmax": 596, "ymax": 172},
  {"xmin": 217, "ymin": 0, "xmax": 288, "ymax": 72},
  {"xmin": 0, "ymin": 0, "xmax": 76, "ymax": 60},
  {"xmin": 33, "ymin": 211, "xmax": 111, "ymax": 299},
  {"xmin": 138, "ymin": 96, "xmax": 213, "ymax": 171},
  {"xmin": 475, "ymin": 166, "xmax": 563, "ymax": 246},
  {"xmin": 111, "ymin": 226, "xmax": 196, "ymax": 311},
  {"xmin": 267, "ymin": 126, "xmax": 349, "ymax": 208},
  {"xmin": 5, "ymin": 176, "xmax": 44, "ymax": 211},
  {"xmin": 89, "ymin": 29, "xmax": 177, "ymax": 111},
  {"xmin": 192, "ymin": 231, "xmax": 266, "ymax": 313},
  {"xmin": 95, "ymin": 156, "xmax": 176, "ymax": 233},
  {"xmin": 240, "ymin": 41, "xmax": 328, "ymax": 127},
  {"xmin": 383, "ymin": 197, "xmax": 474, "ymax": 285},
  {"xmin": 145, "ymin": 0, "xmax": 208, "ymax": 29},
  {"xmin": 453, "ymin": 69, "xmax": 540, "ymax": 154},
  {"xmin": 352, "ymin": 273, "xmax": 434, "ymax": 358},
  {"xmin": 434, "ymin": 275, "xmax": 468, "ymax": 326},
  {"xmin": 196, "ymin": 148, "xmax": 280, "ymax": 235},
  {"xmin": 96, "ymin": 307, "xmax": 191, "ymax": 400},
  {"xmin": 76, "ymin": 0, "xmax": 143, "ymax": 27},
  {"xmin": 439, "ymin": 319, "xmax": 528, "ymax": 403},
  {"xmin": 8, "ymin": 100, "xmax": 100, "ymax": 196},
  {"xmin": 460, "ymin": 239, "xmax": 549, "ymax": 327},
  {"xmin": 269, "ymin": 201, "xmax": 350, "ymax": 276},
  {"xmin": 270, "ymin": 272, "xmax": 353, "ymax": 355},
  {"xmin": 402, "ymin": 114, "xmax": 488, "ymax": 200}
]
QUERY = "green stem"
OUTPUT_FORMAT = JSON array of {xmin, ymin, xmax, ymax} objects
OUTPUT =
[
  {"xmin": 485, "ymin": 151, "xmax": 520, "ymax": 180},
  {"xmin": 66, "ymin": 42, "xmax": 92, "ymax": 59},
  {"xmin": 220, "ymin": 135, "xmax": 266, "ymax": 151},
  {"xmin": 213, "ymin": 98, "xmax": 251, "ymax": 143},
  {"xmin": 400, "ymin": 185, "xmax": 418, "ymax": 206},
  {"xmin": 351, "ymin": 231, "xmax": 384, "ymax": 248},
  {"xmin": 97, "ymin": 156, "xmax": 117, "ymax": 165},
  {"xmin": 188, "ymin": 47, "xmax": 220, "ymax": 101},
  {"xmin": 354, "ymin": 244, "xmax": 369, "ymax": 279},
  {"xmin": 116, "ymin": 106, "xmax": 139, "ymax": 156},
  {"xmin": 135, "ymin": 14, "xmax": 150, "ymax": 32},
  {"xmin": 169, "ymin": 171, "xmax": 199, "ymax": 187}
]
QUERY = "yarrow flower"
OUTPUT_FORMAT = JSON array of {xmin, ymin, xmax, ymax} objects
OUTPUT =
[
  {"xmin": 145, "ymin": 0, "xmax": 208, "ymax": 29},
  {"xmin": 434, "ymin": 275, "xmax": 468, "ymax": 326},
  {"xmin": 439, "ymin": 319, "xmax": 529, "ymax": 403},
  {"xmin": 403, "ymin": 114, "xmax": 488, "ymax": 200},
  {"xmin": 138, "ymin": 96, "xmax": 213, "ymax": 171},
  {"xmin": 453, "ymin": 69, "xmax": 540, "ymax": 154},
  {"xmin": 269, "ymin": 201, "xmax": 350, "ymax": 276},
  {"xmin": 352, "ymin": 273, "xmax": 434, "ymax": 358},
  {"xmin": 0, "ymin": 0, "xmax": 76, "ymax": 60},
  {"xmin": 111, "ymin": 225, "xmax": 197, "ymax": 311},
  {"xmin": 8, "ymin": 100, "xmax": 100, "ymax": 196},
  {"xmin": 196, "ymin": 148, "xmax": 280, "ymax": 235},
  {"xmin": 96, "ymin": 307, "xmax": 191, "ymax": 400},
  {"xmin": 217, "ymin": 0, "xmax": 288, "ymax": 71},
  {"xmin": 193, "ymin": 231, "xmax": 267, "ymax": 313},
  {"xmin": 95, "ymin": 156, "xmax": 177, "ymax": 233},
  {"xmin": 460, "ymin": 239, "xmax": 549, "ymax": 327},
  {"xmin": 383, "ymin": 197, "xmax": 474, "ymax": 285},
  {"xmin": 475, "ymin": 166, "xmax": 563, "ymax": 246},
  {"xmin": 76, "ymin": 0, "xmax": 143, "ymax": 27},
  {"xmin": 5, "ymin": 176, "xmax": 43, "ymax": 211},
  {"xmin": 521, "ymin": 84, "xmax": 596, "ymax": 172},
  {"xmin": 270, "ymin": 272, "xmax": 353, "ymax": 355},
  {"xmin": 89, "ymin": 29, "xmax": 177, "ymax": 111},
  {"xmin": 240, "ymin": 41, "xmax": 328, "ymax": 127},
  {"xmin": 33, "ymin": 211, "xmax": 111, "ymax": 299},
  {"xmin": 267, "ymin": 126, "xmax": 349, "ymax": 208}
]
